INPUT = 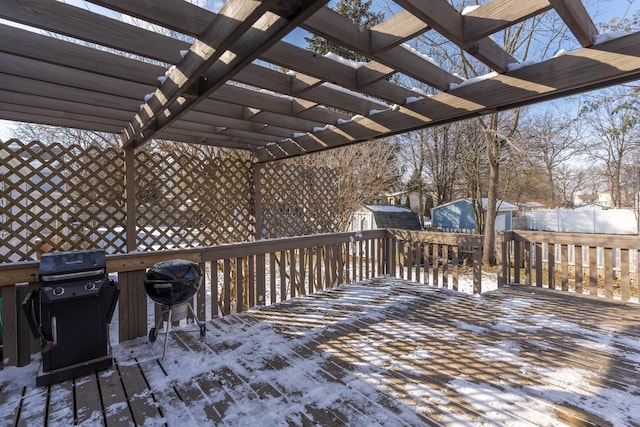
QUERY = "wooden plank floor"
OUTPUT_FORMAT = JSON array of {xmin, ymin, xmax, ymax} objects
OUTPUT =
[{"xmin": 2, "ymin": 278, "xmax": 640, "ymax": 426}]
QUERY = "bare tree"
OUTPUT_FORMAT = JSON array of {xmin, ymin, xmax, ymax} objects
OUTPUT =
[
  {"xmin": 623, "ymin": 150, "xmax": 640, "ymax": 233},
  {"xmin": 295, "ymin": 139, "xmax": 401, "ymax": 230},
  {"xmin": 580, "ymin": 87, "xmax": 640, "ymax": 208},
  {"xmin": 456, "ymin": 120, "xmax": 487, "ymax": 232},
  {"xmin": 12, "ymin": 123, "xmax": 118, "ymax": 148},
  {"xmin": 555, "ymin": 165, "xmax": 589, "ymax": 208},
  {"xmin": 520, "ymin": 109, "xmax": 582, "ymax": 207},
  {"xmin": 398, "ymin": 124, "xmax": 463, "ymax": 221}
]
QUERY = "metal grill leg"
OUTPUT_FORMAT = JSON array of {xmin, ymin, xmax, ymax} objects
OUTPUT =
[
  {"xmin": 187, "ymin": 303, "xmax": 206, "ymax": 338},
  {"xmin": 162, "ymin": 307, "xmax": 172, "ymax": 360}
]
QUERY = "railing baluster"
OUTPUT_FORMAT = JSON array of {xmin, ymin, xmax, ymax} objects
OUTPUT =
[
  {"xmin": 223, "ymin": 259, "xmax": 231, "ymax": 315},
  {"xmin": 299, "ymin": 248, "xmax": 306, "ymax": 295},
  {"xmin": 524, "ymin": 241, "xmax": 531, "ymax": 286},
  {"xmin": 236, "ymin": 257, "xmax": 243, "ymax": 312},
  {"xmin": 442, "ymin": 245, "xmax": 449, "ymax": 289},
  {"xmin": 432, "ymin": 244, "xmax": 439, "ymax": 287},
  {"xmin": 211, "ymin": 260, "xmax": 219, "ymax": 318},
  {"xmin": 197, "ymin": 262, "xmax": 207, "ymax": 320},
  {"xmin": 589, "ymin": 246, "xmax": 598, "ymax": 296},
  {"xmin": 604, "ymin": 247, "xmax": 614, "ymax": 299},
  {"xmin": 535, "ymin": 242, "xmax": 543, "ymax": 287},
  {"xmin": 452, "ymin": 246, "xmax": 459, "ymax": 291},
  {"xmin": 270, "ymin": 252, "xmax": 277, "ymax": 304},
  {"xmin": 547, "ymin": 243, "xmax": 555, "ymax": 290},
  {"xmin": 248, "ymin": 255, "xmax": 255, "ymax": 307},
  {"xmin": 279, "ymin": 250, "xmax": 286, "ymax": 301},
  {"xmin": 575, "ymin": 245, "xmax": 583, "ymax": 294},
  {"xmin": 621, "ymin": 248, "xmax": 630, "ymax": 302},
  {"xmin": 561, "ymin": 244, "xmax": 569, "ymax": 291},
  {"xmin": 513, "ymin": 239, "xmax": 521, "ymax": 284}
]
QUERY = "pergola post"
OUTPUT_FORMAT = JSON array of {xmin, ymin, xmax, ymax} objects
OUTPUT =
[
  {"xmin": 124, "ymin": 145, "xmax": 136, "ymax": 252},
  {"xmin": 118, "ymin": 145, "xmax": 149, "ymax": 341}
]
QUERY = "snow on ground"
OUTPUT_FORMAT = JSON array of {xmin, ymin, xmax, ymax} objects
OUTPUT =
[{"xmin": 3, "ymin": 275, "xmax": 640, "ymax": 426}]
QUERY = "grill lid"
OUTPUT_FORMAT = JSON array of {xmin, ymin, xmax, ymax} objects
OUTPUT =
[
  {"xmin": 144, "ymin": 259, "xmax": 202, "ymax": 306},
  {"xmin": 39, "ymin": 249, "xmax": 107, "ymax": 282}
]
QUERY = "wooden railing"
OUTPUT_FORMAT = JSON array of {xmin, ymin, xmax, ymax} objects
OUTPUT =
[
  {"xmin": 0, "ymin": 229, "xmax": 484, "ymax": 367},
  {"xmin": 498, "ymin": 231, "xmax": 640, "ymax": 302},
  {"xmin": 388, "ymin": 230, "xmax": 484, "ymax": 294}
]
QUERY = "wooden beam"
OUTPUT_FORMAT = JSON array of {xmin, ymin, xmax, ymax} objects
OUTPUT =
[
  {"xmin": 210, "ymin": 83, "xmax": 350, "ymax": 124},
  {"xmin": 159, "ymin": 124, "xmax": 273, "ymax": 145},
  {"xmin": 549, "ymin": 0, "xmax": 598, "ymax": 47},
  {"xmin": 233, "ymin": 63, "xmax": 388, "ymax": 115},
  {"xmin": 369, "ymin": 10, "xmax": 429, "ymax": 53},
  {"xmin": 262, "ymin": 41, "xmax": 417, "ymax": 105},
  {"xmin": 0, "ymin": 0, "xmax": 185, "ymax": 63},
  {"xmin": 0, "ymin": 52, "xmax": 154, "ymax": 101},
  {"xmin": 373, "ymin": 46, "xmax": 460, "ymax": 91},
  {"xmin": 0, "ymin": 108, "xmax": 124, "ymax": 134},
  {"xmin": 121, "ymin": 0, "xmax": 329, "ymax": 149},
  {"xmin": 153, "ymin": 131, "xmax": 261, "ymax": 151},
  {"xmin": 181, "ymin": 109, "xmax": 297, "ymax": 138},
  {"xmin": 0, "ymin": 73, "xmax": 140, "ymax": 112},
  {"xmin": 89, "ymin": 0, "xmax": 214, "ymax": 38},
  {"xmin": 0, "ymin": 90, "xmax": 134, "ymax": 122},
  {"xmin": 463, "ymin": 0, "xmax": 552, "ymax": 42},
  {"xmin": 0, "ymin": 24, "xmax": 165, "ymax": 86},
  {"xmin": 395, "ymin": 0, "xmax": 516, "ymax": 72},
  {"xmin": 302, "ymin": 7, "xmax": 461, "ymax": 91},
  {"xmin": 302, "ymin": 6, "xmax": 371, "ymax": 54},
  {"xmin": 254, "ymin": 33, "xmax": 640, "ymax": 161}
]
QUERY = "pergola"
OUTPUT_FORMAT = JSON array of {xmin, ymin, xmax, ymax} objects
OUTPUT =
[{"xmin": 1, "ymin": 0, "xmax": 640, "ymax": 163}]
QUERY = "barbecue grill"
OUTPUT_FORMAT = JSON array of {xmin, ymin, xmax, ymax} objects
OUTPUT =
[
  {"xmin": 144, "ymin": 259, "xmax": 206, "ymax": 359},
  {"xmin": 22, "ymin": 249, "xmax": 119, "ymax": 386}
]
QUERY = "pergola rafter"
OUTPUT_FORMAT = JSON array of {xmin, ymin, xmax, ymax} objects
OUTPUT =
[{"xmin": 0, "ymin": 0, "xmax": 639, "ymax": 163}]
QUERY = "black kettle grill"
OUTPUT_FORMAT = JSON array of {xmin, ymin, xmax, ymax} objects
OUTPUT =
[
  {"xmin": 143, "ymin": 259, "xmax": 205, "ymax": 359},
  {"xmin": 22, "ymin": 249, "xmax": 119, "ymax": 386}
]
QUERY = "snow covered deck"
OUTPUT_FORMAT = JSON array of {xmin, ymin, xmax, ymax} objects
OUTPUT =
[{"xmin": 2, "ymin": 277, "xmax": 640, "ymax": 426}]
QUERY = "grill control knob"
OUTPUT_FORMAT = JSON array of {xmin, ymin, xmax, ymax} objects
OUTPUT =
[
  {"xmin": 53, "ymin": 287, "xmax": 64, "ymax": 296},
  {"xmin": 85, "ymin": 282, "xmax": 96, "ymax": 291}
]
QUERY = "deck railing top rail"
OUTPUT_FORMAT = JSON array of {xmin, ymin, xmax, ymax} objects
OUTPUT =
[{"xmin": 0, "ymin": 229, "xmax": 390, "ymax": 287}]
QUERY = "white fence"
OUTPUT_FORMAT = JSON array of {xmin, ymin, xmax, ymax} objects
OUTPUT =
[{"xmin": 524, "ymin": 207, "xmax": 638, "ymax": 235}]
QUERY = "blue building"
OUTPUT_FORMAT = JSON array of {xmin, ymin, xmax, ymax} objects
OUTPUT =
[{"xmin": 431, "ymin": 198, "xmax": 517, "ymax": 232}]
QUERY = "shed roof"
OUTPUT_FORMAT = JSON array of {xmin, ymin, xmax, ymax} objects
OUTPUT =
[
  {"xmin": 363, "ymin": 205, "xmax": 423, "ymax": 230},
  {"xmin": 433, "ymin": 198, "xmax": 518, "ymax": 212},
  {"xmin": 1, "ymin": 0, "xmax": 639, "ymax": 162}
]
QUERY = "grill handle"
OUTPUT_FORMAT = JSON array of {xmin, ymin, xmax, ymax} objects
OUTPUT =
[
  {"xmin": 20, "ymin": 290, "xmax": 56, "ymax": 351},
  {"xmin": 51, "ymin": 316, "xmax": 58, "ymax": 348},
  {"xmin": 153, "ymin": 283, "xmax": 172, "ymax": 289}
]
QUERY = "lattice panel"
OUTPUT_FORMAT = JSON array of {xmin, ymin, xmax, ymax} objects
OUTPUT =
[
  {"xmin": 257, "ymin": 162, "xmax": 339, "ymax": 238},
  {"xmin": 135, "ymin": 150, "xmax": 254, "ymax": 248},
  {"xmin": 1, "ymin": 139, "xmax": 126, "ymax": 262}
]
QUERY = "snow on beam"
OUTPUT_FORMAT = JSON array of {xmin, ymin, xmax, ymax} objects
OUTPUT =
[
  {"xmin": 255, "ymin": 32, "xmax": 640, "ymax": 162},
  {"xmin": 120, "ymin": 0, "xmax": 328, "ymax": 149},
  {"xmin": 395, "ymin": 0, "xmax": 516, "ymax": 72}
]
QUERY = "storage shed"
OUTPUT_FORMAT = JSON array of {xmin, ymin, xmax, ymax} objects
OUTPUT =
[
  {"xmin": 349, "ymin": 205, "xmax": 423, "ymax": 232},
  {"xmin": 431, "ymin": 198, "xmax": 517, "ymax": 232}
]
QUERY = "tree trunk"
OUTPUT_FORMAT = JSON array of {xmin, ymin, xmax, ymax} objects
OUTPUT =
[{"xmin": 483, "ymin": 132, "xmax": 499, "ymax": 266}]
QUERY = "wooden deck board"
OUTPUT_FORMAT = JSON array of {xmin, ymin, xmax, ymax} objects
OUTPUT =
[
  {"xmin": 46, "ymin": 380, "xmax": 74, "ymax": 426},
  {"xmin": 98, "ymin": 367, "xmax": 132, "ymax": 427},
  {"xmin": 15, "ymin": 385, "xmax": 46, "ymax": 427},
  {"xmin": 2, "ymin": 278, "xmax": 640, "ymax": 426},
  {"xmin": 117, "ymin": 361, "xmax": 161, "ymax": 424},
  {"xmin": 74, "ymin": 372, "xmax": 104, "ymax": 424}
]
